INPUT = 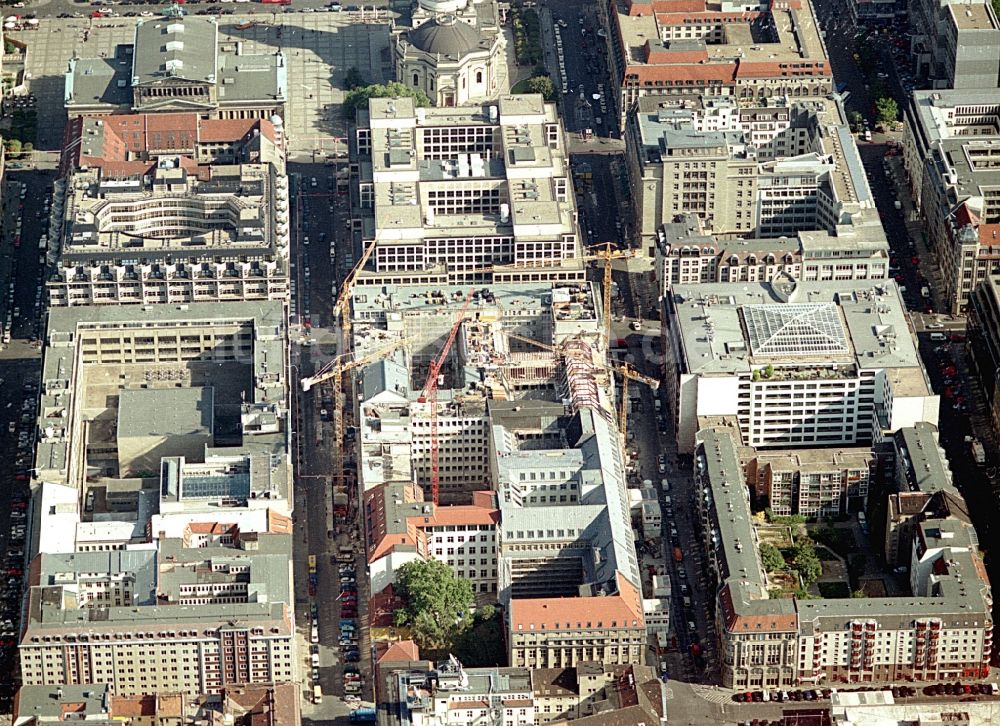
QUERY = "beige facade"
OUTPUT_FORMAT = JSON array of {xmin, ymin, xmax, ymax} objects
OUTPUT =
[
  {"xmin": 353, "ymin": 95, "xmax": 584, "ymax": 286},
  {"xmin": 903, "ymin": 90, "xmax": 1000, "ymax": 313},
  {"xmin": 627, "ymin": 96, "xmax": 880, "ymax": 258}
]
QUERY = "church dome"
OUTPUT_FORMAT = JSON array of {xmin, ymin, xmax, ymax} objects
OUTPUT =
[{"xmin": 409, "ymin": 15, "xmax": 482, "ymax": 56}]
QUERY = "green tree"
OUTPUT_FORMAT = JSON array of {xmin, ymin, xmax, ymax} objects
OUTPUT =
[
  {"xmin": 851, "ymin": 588, "xmax": 867, "ymax": 598},
  {"xmin": 344, "ymin": 66, "xmax": 367, "ymax": 91},
  {"xmin": 760, "ymin": 542, "xmax": 786, "ymax": 571},
  {"xmin": 393, "ymin": 559, "xmax": 475, "ymax": 649},
  {"xmin": 4, "ymin": 138, "xmax": 21, "ymax": 154},
  {"xmin": 21, "ymin": 142, "xmax": 32, "ymax": 154},
  {"xmin": 522, "ymin": 75, "xmax": 555, "ymax": 101},
  {"xmin": 875, "ymin": 96, "xmax": 898, "ymax": 130},
  {"xmin": 793, "ymin": 541, "xmax": 822, "ymax": 585},
  {"xmin": 848, "ymin": 110, "xmax": 863, "ymax": 131},
  {"xmin": 343, "ymin": 82, "xmax": 433, "ymax": 119}
]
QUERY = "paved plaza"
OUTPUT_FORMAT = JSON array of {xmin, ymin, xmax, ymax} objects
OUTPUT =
[{"xmin": 13, "ymin": 14, "xmax": 391, "ymax": 157}]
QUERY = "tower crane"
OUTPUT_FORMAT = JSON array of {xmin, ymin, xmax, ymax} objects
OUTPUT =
[
  {"xmin": 587, "ymin": 242, "xmax": 636, "ymax": 347},
  {"xmin": 301, "ymin": 335, "xmax": 413, "ymax": 485},
  {"xmin": 418, "ymin": 289, "xmax": 475, "ymax": 505},
  {"xmin": 615, "ymin": 362, "xmax": 659, "ymax": 446},
  {"xmin": 509, "ymin": 334, "xmax": 658, "ymax": 443},
  {"xmin": 331, "ymin": 240, "xmax": 377, "ymax": 353}
]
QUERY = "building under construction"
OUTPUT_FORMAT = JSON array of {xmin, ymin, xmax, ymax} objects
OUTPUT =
[{"xmin": 348, "ymin": 281, "xmax": 604, "ymax": 504}]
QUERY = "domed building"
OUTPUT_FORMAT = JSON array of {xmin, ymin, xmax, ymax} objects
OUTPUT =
[{"xmin": 393, "ymin": 0, "xmax": 505, "ymax": 107}]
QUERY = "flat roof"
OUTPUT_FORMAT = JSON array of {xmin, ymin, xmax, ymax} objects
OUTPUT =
[{"xmin": 670, "ymin": 279, "xmax": 924, "ymax": 376}]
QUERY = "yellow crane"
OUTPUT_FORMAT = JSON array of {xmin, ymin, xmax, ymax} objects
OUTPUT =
[
  {"xmin": 587, "ymin": 242, "xmax": 636, "ymax": 346},
  {"xmin": 463, "ymin": 245, "xmax": 636, "ymax": 344},
  {"xmin": 509, "ymin": 334, "xmax": 659, "ymax": 442},
  {"xmin": 615, "ymin": 361, "xmax": 659, "ymax": 447},
  {"xmin": 301, "ymin": 335, "xmax": 413, "ymax": 484},
  {"xmin": 331, "ymin": 240, "xmax": 377, "ymax": 353}
]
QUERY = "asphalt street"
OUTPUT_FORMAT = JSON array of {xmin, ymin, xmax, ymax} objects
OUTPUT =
[{"xmin": 0, "ymin": 170, "xmax": 53, "ymax": 711}]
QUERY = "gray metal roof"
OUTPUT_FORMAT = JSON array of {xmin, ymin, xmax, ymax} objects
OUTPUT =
[
  {"xmin": 408, "ymin": 15, "xmax": 483, "ymax": 57},
  {"xmin": 117, "ymin": 387, "xmax": 214, "ymax": 439},
  {"xmin": 132, "ymin": 16, "xmax": 218, "ymax": 86}
]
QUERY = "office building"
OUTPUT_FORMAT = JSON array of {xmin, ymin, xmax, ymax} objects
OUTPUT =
[
  {"xmin": 902, "ymin": 89, "xmax": 1000, "ymax": 313},
  {"xmin": 626, "ymin": 95, "xmax": 879, "ymax": 256},
  {"xmin": 655, "ymin": 214, "xmax": 889, "ymax": 296},
  {"xmin": 21, "ymin": 301, "xmax": 294, "ymax": 694},
  {"xmin": 64, "ymin": 10, "xmax": 287, "ymax": 120},
  {"xmin": 351, "ymin": 95, "xmax": 585, "ymax": 287},
  {"xmin": 663, "ymin": 278, "xmax": 936, "ymax": 454},
  {"xmin": 51, "ymin": 113, "xmax": 289, "ymax": 308},
  {"xmin": 969, "ymin": 274, "xmax": 1000, "ymax": 441},
  {"xmin": 909, "ymin": 0, "xmax": 1000, "ymax": 90},
  {"xmin": 601, "ymin": 0, "xmax": 832, "ymax": 128},
  {"xmin": 363, "ymin": 482, "xmax": 499, "ymax": 596},
  {"xmin": 392, "ymin": 0, "xmax": 506, "ymax": 107},
  {"xmin": 696, "ymin": 427, "xmax": 993, "ymax": 690},
  {"xmin": 492, "ymin": 396, "xmax": 645, "ymax": 668},
  {"xmin": 20, "ymin": 535, "xmax": 295, "ymax": 694},
  {"xmin": 382, "ymin": 656, "xmax": 535, "ymax": 726}
]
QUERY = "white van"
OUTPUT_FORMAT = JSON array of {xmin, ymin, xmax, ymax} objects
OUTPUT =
[
  {"xmin": 930, "ymin": 332, "xmax": 947, "ymax": 341},
  {"xmin": 660, "ymin": 479, "xmax": 670, "ymax": 492}
]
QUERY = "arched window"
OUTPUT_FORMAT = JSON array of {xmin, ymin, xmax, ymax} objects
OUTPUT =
[
  {"xmin": 476, "ymin": 70, "xmax": 483, "ymax": 84},
  {"xmin": 413, "ymin": 73, "xmax": 419, "ymax": 87}
]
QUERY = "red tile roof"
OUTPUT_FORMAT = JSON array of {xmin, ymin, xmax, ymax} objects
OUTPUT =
[
  {"xmin": 376, "ymin": 639, "xmax": 420, "ymax": 664},
  {"xmin": 510, "ymin": 572, "xmax": 644, "ymax": 631}
]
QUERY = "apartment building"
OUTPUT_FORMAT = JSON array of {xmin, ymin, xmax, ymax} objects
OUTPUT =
[
  {"xmin": 14, "ymin": 683, "xmax": 301, "ymax": 726},
  {"xmin": 352, "ymin": 282, "xmax": 603, "ymax": 502},
  {"xmin": 50, "ymin": 114, "xmax": 289, "ymax": 308},
  {"xmin": 64, "ymin": 10, "xmax": 287, "ymax": 120},
  {"xmin": 884, "ymin": 424, "xmax": 968, "ymax": 566},
  {"xmin": 351, "ymin": 95, "xmax": 585, "ymax": 287},
  {"xmin": 909, "ymin": 0, "xmax": 1000, "ymax": 90},
  {"xmin": 380, "ymin": 656, "xmax": 535, "ymax": 726},
  {"xmin": 20, "ymin": 562, "xmax": 295, "ymax": 694},
  {"xmin": 655, "ymin": 214, "xmax": 889, "ymax": 297},
  {"xmin": 626, "ymin": 95, "xmax": 878, "ymax": 255},
  {"xmin": 902, "ymin": 90, "xmax": 1000, "ymax": 313},
  {"xmin": 744, "ymin": 446, "xmax": 876, "ymax": 518},
  {"xmin": 362, "ymin": 482, "xmax": 499, "ymax": 596},
  {"xmin": 697, "ymin": 427, "xmax": 993, "ymax": 689},
  {"xmin": 600, "ymin": 0, "xmax": 832, "ymax": 128},
  {"xmin": 663, "ymin": 279, "xmax": 937, "ymax": 455}
]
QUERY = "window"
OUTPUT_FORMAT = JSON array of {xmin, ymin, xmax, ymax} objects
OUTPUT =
[
  {"xmin": 413, "ymin": 73, "xmax": 419, "ymax": 87},
  {"xmin": 476, "ymin": 70, "xmax": 483, "ymax": 84}
]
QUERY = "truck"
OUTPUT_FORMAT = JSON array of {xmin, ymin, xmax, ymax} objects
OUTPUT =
[
  {"xmin": 673, "ymin": 547, "xmax": 683, "ymax": 562},
  {"xmin": 308, "ymin": 554, "xmax": 317, "ymax": 574},
  {"xmin": 350, "ymin": 708, "xmax": 377, "ymax": 723},
  {"xmin": 312, "ymin": 685, "xmax": 323, "ymax": 704},
  {"xmin": 967, "ymin": 436, "xmax": 986, "ymax": 465}
]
